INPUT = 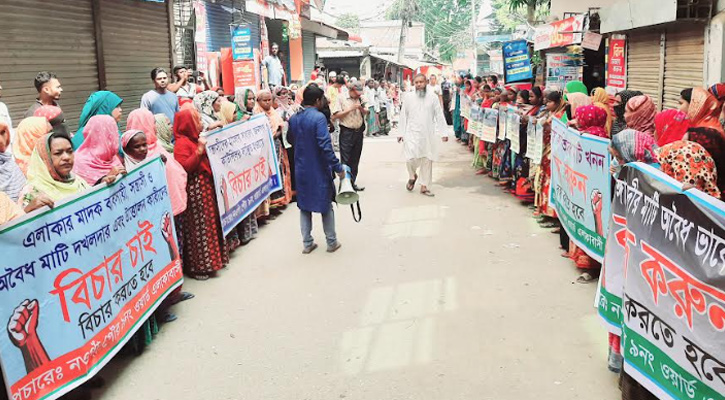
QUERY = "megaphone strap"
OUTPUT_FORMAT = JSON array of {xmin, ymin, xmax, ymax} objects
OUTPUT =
[{"xmin": 350, "ymin": 201, "xmax": 362, "ymax": 223}]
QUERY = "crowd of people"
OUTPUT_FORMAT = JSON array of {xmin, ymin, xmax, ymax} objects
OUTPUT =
[
  {"xmin": 0, "ymin": 63, "xmax": 407, "ymax": 399},
  {"xmin": 450, "ymin": 72, "xmax": 725, "ymax": 400}
]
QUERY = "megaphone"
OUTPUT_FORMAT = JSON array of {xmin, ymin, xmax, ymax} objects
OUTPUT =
[{"xmin": 336, "ymin": 165, "xmax": 359, "ymax": 205}]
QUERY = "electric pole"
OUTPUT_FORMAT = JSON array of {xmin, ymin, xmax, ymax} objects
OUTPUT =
[
  {"xmin": 397, "ymin": 0, "xmax": 409, "ymax": 64},
  {"xmin": 471, "ymin": 0, "xmax": 477, "ymax": 75}
]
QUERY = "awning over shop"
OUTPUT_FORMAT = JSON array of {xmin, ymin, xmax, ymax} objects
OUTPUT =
[
  {"xmin": 369, "ymin": 53, "xmax": 409, "ymax": 68},
  {"xmin": 301, "ymin": 17, "xmax": 349, "ymax": 40},
  {"xmin": 600, "ymin": 0, "xmax": 677, "ymax": 34},
  {"xmin": 318, "ymin": 50, "xmax": 364, "ymax": 59}
]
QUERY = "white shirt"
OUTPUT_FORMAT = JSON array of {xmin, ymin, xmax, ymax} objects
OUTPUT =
[
  {"xmin": 398, "ymin": 90, "xmax": 449, "ymax": 161},
  {"xmin": 363, "ymin": 87, "xmax": 379, "ymax": 111}
]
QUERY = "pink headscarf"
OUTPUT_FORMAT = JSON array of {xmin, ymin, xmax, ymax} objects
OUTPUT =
[
  {"xmin": 73, "ymin": 115, "xmax": 122, "ymax": 185},
  {"xmin": 625, "ymin": 95, "xmax": 656, "ymax": 135},
  {"xmin": 126, "ymin": 108, "xmax": 188, "ymax": 216},
  {"xmin": 576, "ymin": 105, "xmax": 609, "ymax": 138}
]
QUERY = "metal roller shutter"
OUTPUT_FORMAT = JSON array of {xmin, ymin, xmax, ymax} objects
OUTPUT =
[
  {"xmin": 302, "ymin": 31, "xmax": 316, "ymax": 81},
  {"xmin": 101, "ymin": 0, "xmax": 172, "ymax": 126},
  {"xmin": 663, "ymin": 25, "xmax": 705, "ymax": 110},
  {"xmin": 627, "ymin": 31, "xmax": 663, "ymax": 108},
  {"xmin": 206, "ymin": 1, "xmax": 233, "ymax": 52},
  {"xmin": 0, "ymin": 0, "xmax": 98, "ymax": 131},
  {"xmin": 240, "ymin": 10, "xmax": 261, "ymax": 51}
]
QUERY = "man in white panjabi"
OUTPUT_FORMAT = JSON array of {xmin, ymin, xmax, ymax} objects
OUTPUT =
[{"xmin": 398, "ymin": 74, "xmax": 449, "ymax": 197}]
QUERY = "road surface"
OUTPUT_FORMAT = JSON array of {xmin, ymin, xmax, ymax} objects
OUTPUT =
[{"xmin": 99, "ymin": 135, "xmax": 620, "ymax": 400}]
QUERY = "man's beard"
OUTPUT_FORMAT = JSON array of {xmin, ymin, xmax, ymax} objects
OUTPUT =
[{"xmin": 416, "ymin": 87, "xmax": 427, "ymax": 98}]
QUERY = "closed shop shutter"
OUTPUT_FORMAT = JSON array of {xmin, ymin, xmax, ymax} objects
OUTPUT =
[
  {"xmin": 302, "ymin": 31, "xmax": 316, "ymax": 81},
  {"xmin": 101, "ymin": 0, "xmax": 172, "ymax": 127},
  {"xmin": 0, "ymin": 0, "xmax": 98, "ymax": 131},
  {"xmin": 663, "ymin": 25, "xmax": 705, "ymax": 110},
  {"xmin": 627, "ymin": 30, "xmax": 663, "ymax": 108},
  {"xmin": 206, "ymin": 1, "xmax": 233, "ymax": 52}
]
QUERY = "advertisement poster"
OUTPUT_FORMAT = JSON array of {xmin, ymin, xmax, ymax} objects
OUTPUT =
[
  {"xmin": 502, "ymin": 40, "xmax": 533, "ymax": 83},
  {"xmin": 534, "ymin": 15, "xmax": 585, "ymax": 51},
  {"xmin": 205, "ymin": 115, "xmax": 282, "ymax": 236},
  {"xmin": 598, "ymin": 163, "xmax": 725, "ymax": 400},
  {"xmin": 606, "ymin": 35, "xmax": 627, "ymax": 93},
  {"xmin": 546, "ymin": 53, "xmax": 581, "ymax": 91},
  {"xmin": 231, "ymin": 25, "xmax": 254, "ymax": 61},
  {"xmin": 549, "ymin": 119, "xmax": 611, "ymax": 262},
  {"xmin": 0, "ymin": 159, "xmax": 183, "ymax": 400},
  {"xmin": 233, "ymin": 60, "xmax": 257, "ymax": 89},
  {"xmin": 481, "ymin": 108, "xmax": 498, "ymax": 143}
]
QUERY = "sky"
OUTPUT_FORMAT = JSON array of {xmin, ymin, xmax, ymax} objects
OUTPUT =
[{"xmin": 323, "ymin": 0, "xmax": 390, "ymax": 20}]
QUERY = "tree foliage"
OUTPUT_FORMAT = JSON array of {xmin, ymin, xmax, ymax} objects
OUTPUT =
[
  {"xmin": 491, "ymin": 0, "xmax": 549, "ymax": 31},
  {"xmin": 336, "ymin": 13, "xmax": 361, "ymax": 33},
  {"xmin": 385, "ymin": 0, "xmax": 474, "ymax": 63},
  {"xmin": 506, "ymin": 0, "xmax": 549, "ymax": 24}
]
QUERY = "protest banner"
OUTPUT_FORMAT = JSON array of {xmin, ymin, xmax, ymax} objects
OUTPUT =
[
  {"xmin": 549, "ymin": 119, "xmax": 611, "ymax": 262},
  {"xmin": 461, "ymin": 96, "xmax": 472, "ymax": 121},
  {"xmin": 0, "ymin": 159, "xmax": 182, "ymax": 400},
  {"xmin": 525, "ymin": 118, "xmax": 536, "ymax": 160},
  {"xmin": 507, "ymin": 106, "xmax": 521, "ymax": 153},
  {"xmin": 481, "ymin": 108, "xmax": 498, "ymax": 143},
  {"xmin": 598, "ymin": 162, "xmax": 725, "ymax": 400},
  {"xmin": 205, "ymin": 115, "xmax": 282, "ymax": 237},
  {"xmin": 498, "ymin": 107, "xmax": 507, "ymax": 141},
  {"xmin": 467, "ymin": 104, "xmax": 481, "ymax": 137}
]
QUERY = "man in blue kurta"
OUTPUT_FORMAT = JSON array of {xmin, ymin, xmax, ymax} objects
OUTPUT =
[{"xmin": 288, "ymin": 84, "xmax": 346, "ymax": 254}]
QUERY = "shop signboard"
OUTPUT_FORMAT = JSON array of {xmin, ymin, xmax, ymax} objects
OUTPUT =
[
  {"xmin": 231, "ymin": 25, "xmax": 254, "ymax": 61},
  {"xmin": 534, "ymin": 15, "xmax": 585, "ymax": 51},
  {"xmin": 606, "ymin": 35, "xmax": 627, "ymax": 93},
  {"xmin": 502, "ymin": 40, "xmax": 533, "ymax": 83}
]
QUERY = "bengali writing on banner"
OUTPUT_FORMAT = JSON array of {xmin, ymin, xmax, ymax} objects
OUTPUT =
[
  {"xmin": 549, "ymin": 119, "xmax": 611, "ymax": 262},
  {"xmin": 481, "ymin": 108, "xmax": 498, "ymax": 143},
  {"xmin": 0, "ymin": 159, "xmax": 182, "ymax": 400},
  {"xmin": 205, "ymin": 115, "xmax": 282, "ymax": 237},
  {"xmin": 468, "ymin": 105, "xmax": 482, "ymax": 137},
  {"xmin": 498, "ymin": 107, "xmax": 507, "ymax": 142},
  {"xmin": 597, "ymin": 163, "xmax": 725, "ymax": 400}
]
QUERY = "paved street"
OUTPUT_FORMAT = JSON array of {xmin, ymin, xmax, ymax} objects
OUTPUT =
[{"xmin": 99, "ymin": 135, "xmax": 620, "ymax": 400}]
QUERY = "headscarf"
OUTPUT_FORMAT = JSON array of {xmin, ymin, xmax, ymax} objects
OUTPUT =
[
  {"xmin": 0, "ymin": 192, "xmax": 23, "ymax": 226},
  {"xmin": 656, "ymin": 141, "xmax": 720, "ymax": 198},
  {"xmin": 219, "ymin": 101, "xmax": 238, "ymax": 125},
  {"xmin": 254, "ymin": 90, "xmax": 283, "ymax": 136},
  {"xmin": 612, "ymin": 90, "xmax": 643, "ymax": 135},
  {"xmin": 121, "ymin": 130, "xmax": 146, "ymax": 169},
  {"xmin": 687, "ymin": 87, "xmax": 724, "ymax": 134},
  {"xmin": 565, "ymin": 92, "xmax": 592, "ymax": 122},
  {"xmin": 72, "ymin": 91, "xmax": 123, "ymax": 149},
  {"xmin": 173, "ymin": 108, "xmax": 211, "ymax": 174},
  {"xmin": 593, "ymin": 102, "xmax": 613, "ymax": 135},
  {"xmin": 13, "ymin": 117, "xmax": 51, "ymax": 175},
  {"xmin": 611, "ymin": 129, "xmax": 658, "ymax": 164},
  {"xmin": 33, "ymin": 106, "xmax": 69, "ymax": 137},
  {"xmin": 154, "ymin": 114, "xmax": 174, "ymax": 153},
  {"xmin": 128, "ymin": 109, "xmax": 188, "ymax": 215},
  {"xmin": 193, "ymin": 90, "xmax": 220, "ymax": 130},
  {"xmin": 576, "ymin": 105, "xmax": 608, "ymax": 138},
  {"xmin": 235, "ymin": 89, "xmax": 255, "ymax": 120},
  {"xmin": 654, "ymin": 109, "xmax": 689, "ymax": 146},
  {"xmin": 564, "ymin": 81, "xmax": 588, "ymax": 102},
  {"xmin": 590, "ymin": 87, "xmax": 611, "ymax": 105},
  {"xmin": 0, "ymin": 123, "xmax": 26, "ymax": 202},
  {"xmin": 686, "ymin": 127, "xmax": 725, "ymax": 194},
  {"xmin": 625, "ymin": 95, "xmax": 656, "ymax": 135},
  {"xmin": 72, "ymin": 115, "xmax": 123, "ymax": 185},
  {"xmin": 26, "ymin": 134, "xmax": 88, "ymax": 201}
]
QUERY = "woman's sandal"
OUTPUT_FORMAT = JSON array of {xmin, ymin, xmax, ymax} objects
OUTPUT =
[{"xmin": 420, "ymin": 189, "xmax": 435, "ymax": 197}]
